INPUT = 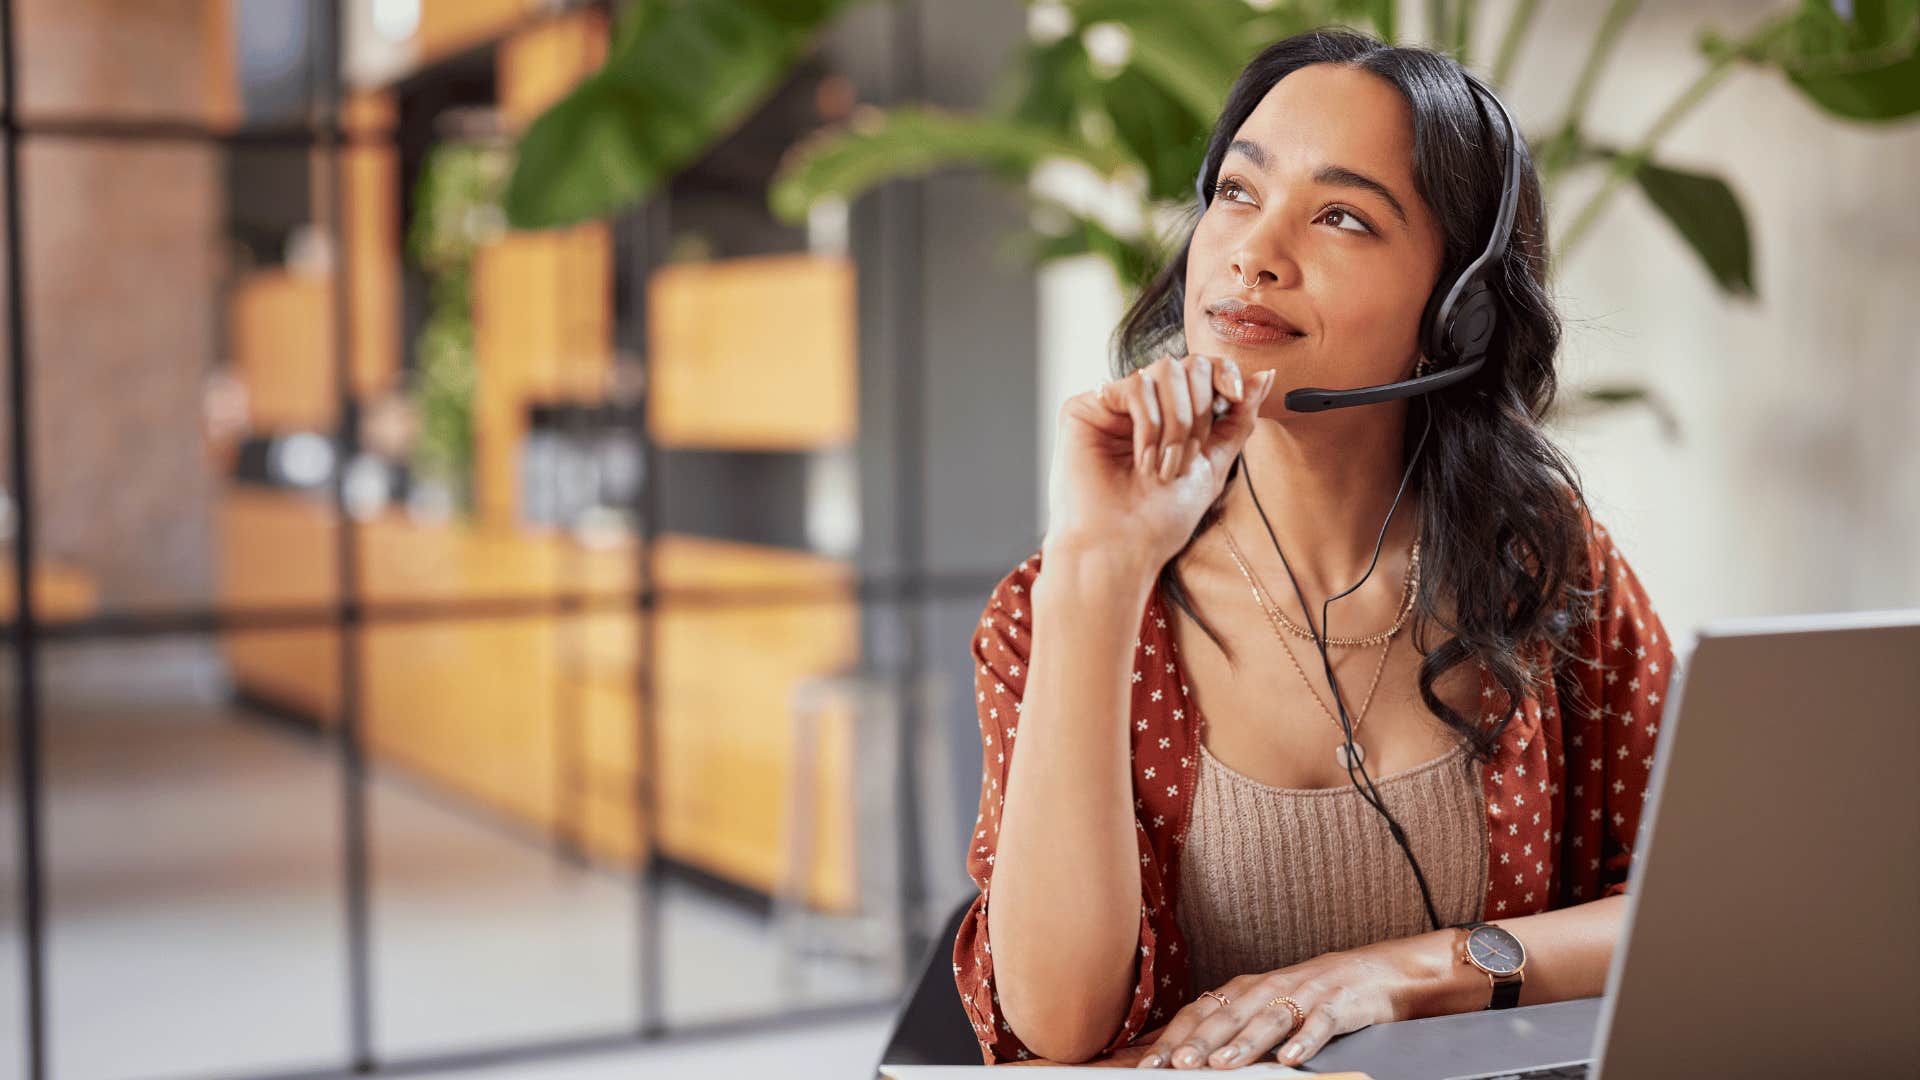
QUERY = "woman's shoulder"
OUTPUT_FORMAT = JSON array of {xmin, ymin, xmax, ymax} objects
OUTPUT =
[
  {"xmin": 1555, "ymin": 491, "xmax": 1640, "ymax": 593},
  {"xmin": 1554, "ymin": 485, "xmax": 1605, "ymax": 552},
  {"xmin": 971, "ymin": 548, "xmax": 1048, "ymax": 682},
  {"xmin": 1565, "ymin": 497, "xmax": 1659, "ymax": 600},
  {"xmin": 1549, "ymin": 495, "xmax": 1671, "ymax": 676},
  {"xmin": 981, "ymin": 547, "xmax": 1046, "ymax": 618}
]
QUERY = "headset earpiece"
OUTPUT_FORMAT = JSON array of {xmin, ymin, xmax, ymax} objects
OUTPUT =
[{"xmin": 1443, "ymin": 279, "xmax": 1501, "ymax": 363}]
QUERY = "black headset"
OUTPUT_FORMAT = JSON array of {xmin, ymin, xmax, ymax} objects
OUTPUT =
[
  {"xmin": 1195, "ymin": 69, "xmax": 1524, "ymax": 934},
  {"xmin": 1194, "ymin": 69, "xmax": 1521, "ymax": 410}
]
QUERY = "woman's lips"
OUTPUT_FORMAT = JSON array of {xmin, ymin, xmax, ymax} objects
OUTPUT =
[{"xmin": 1208, "ymin": 312, "xmax": 1306, "ymax": 346}]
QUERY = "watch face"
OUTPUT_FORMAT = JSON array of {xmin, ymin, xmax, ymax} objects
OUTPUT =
[{"xmin": 1467, "ymin": 925, "xmax": 1525, "ymax": 976}]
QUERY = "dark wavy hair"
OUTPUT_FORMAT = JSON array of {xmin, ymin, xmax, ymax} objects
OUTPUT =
[{"xmin": 1113, "ymin": 27, "xmax": 1598, "ymax": 762}]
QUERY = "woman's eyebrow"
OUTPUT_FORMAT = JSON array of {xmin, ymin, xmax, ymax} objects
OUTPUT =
[
  {"xmin": 1224, "ymin": 138, "xmax": 1410, "ymax": 232},
  {"xmin": 1315, "ymin": 164, "xmax": 1410, "ymax": 231}
]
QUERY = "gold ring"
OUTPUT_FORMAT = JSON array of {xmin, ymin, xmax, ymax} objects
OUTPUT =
[
  {"xmin": 1266, "ymin": 995, "xmax": 1305, "ymax": 1036},
  {"xmin": 1201, "ymin": 989, "xmax": 1232, "ymax": 1008}
]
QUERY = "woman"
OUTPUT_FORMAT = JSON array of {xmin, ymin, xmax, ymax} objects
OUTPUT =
[{"xmin": 954, "ymin": 27, "xmax": 1676, "ymax": 1069}]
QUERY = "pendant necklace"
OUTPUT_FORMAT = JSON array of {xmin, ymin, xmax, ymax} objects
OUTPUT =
[{"xmin": 1220, "ymin": 524, "xmax": 1422, "ymax": 770}]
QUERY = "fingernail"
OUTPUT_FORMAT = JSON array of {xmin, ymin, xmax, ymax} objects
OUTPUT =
[
  {"xmin": 1280, "ymin": 1043, "xmax": 1302, "ymax": 1064},
  {"xmin": 1212, "ymin": 1045, "xmax": 1241, "ymax": 1065},
  {"xmin": 1159, "ymin": 444, "xmax": 1178, "ymax": 481},
  {"xmin": 1172, "ymin": 1047, "xmax": 1201, "ymax": 1068},
  {"xmin": 1136, "ymin": 1054, "xmax": 1164, "ymax": 1069}
]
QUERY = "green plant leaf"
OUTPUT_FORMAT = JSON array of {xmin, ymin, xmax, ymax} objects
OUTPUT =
[
  {"xmin": 1629, "ymin": 159, "xmax": 1757, "ymax": 298},
  {"xmin": 1028, "ymin": 206, "xmax": 1163, "ymax": 292},
  {"xmin": 1119, "ymin": 0, "xmax": 1388, "ymax": 111},
  {"xmin": 504, "ymin": 77, "xmax": 661, "ymax": 229},
  {"xmin": 999, "ymin": 35, "xmax": 1103, "ymax": 137},
  {"xmin": 1000, "ymin": 31, "xmax": 1212, "ymax": 205},
  {"xmin": 1548, "ymin": 382, "xmax": 1681, "ymax": 442},
  {"xmin": 607, "ymin": 0, "xmax": 668, "ymax": 63},
  {"xmin": 998, "ymin": 0, "xmax": 1393, "ymax": 207},
  {"xmin": 1063, "ymin": 0, "xmax": 1243, "ymax": 120},
  {"xmin": 409, "ymin": 140, "xmax": 511, "ymax": 271},
  {"xmin": 503, "ymin": 0, "xmax": 868, "ymax": 229},
  {"xmin": 408, "ymin": 138, "xmax": 515, "ymax": 513},
  {"xmin": 1585, "ymin": 140, "xmax": 1756, "ymax": 298},
  {"xmin": 1101, "ymin": 66, "xmax": 1212, "ymax": 202},
  {"xmin": 767, "ymin": 105, "xmax": 1134, "ymax": 223},
  {"xmin": 1761, "ymin": 0, "xmax": 1920, "ymax": 121}
]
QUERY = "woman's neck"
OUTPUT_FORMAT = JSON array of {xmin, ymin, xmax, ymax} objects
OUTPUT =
[{"xmin": 1212, "ymin": 412, "xmax": 1424, "ymax": 605}]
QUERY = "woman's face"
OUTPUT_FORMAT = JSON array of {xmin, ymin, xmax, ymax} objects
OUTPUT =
[{"xmin": 1184, "ymin": 63, "xmax": 1446, "ymax": 407}]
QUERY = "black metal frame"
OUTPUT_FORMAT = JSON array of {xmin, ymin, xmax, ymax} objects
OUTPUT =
[{"xmin": 1, "ymin": 2, "xmax": 984, "ymax": 1077}]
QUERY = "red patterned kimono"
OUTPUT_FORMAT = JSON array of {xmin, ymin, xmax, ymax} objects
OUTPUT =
[{"xmin": 954, "ymin": 506, "xmax": 1675, "ymax": 1064}]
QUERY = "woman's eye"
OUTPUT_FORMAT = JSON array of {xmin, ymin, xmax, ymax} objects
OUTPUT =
[
  {"xmin": 1213, "ymin": 178, "xmax": 1250, "ymax": 204},
  {"xmin": 1322, "ymin": 206, "xmax": 1374, "ymax": 235}
]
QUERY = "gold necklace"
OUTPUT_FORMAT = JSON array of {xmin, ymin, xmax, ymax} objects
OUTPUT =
[
  {"xmin": 1220, "ymin": 528, "xmax": 1419, "ymax": 769},
  {"xmin": 1221, "ymin": 525, "xmax": 1421, "ymax": 647}
]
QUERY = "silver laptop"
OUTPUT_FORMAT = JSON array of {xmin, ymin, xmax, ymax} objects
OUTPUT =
[{"xmin": 1306, "ymin": 608, "xmax": 1920, "ymax": 1080}]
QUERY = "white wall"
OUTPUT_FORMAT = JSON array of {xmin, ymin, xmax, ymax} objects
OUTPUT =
[
  {"xmin": 1520, "ymin": 0, "xmax": 1920, "ymax": 644},
  {"xmin": 1033, "ymin": 0, "xmax": 1920, "ymax": 650}
]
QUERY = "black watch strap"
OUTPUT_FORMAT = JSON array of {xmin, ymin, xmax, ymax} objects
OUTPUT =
[{"xmin": 1488, "ymin": 973, "xmax": 1523, "ymax": 1009}]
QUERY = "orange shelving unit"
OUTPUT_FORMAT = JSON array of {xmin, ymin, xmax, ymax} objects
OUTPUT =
[{"xmin": 214, "ymin": 6, "xmax": 863, "ymax": 913}]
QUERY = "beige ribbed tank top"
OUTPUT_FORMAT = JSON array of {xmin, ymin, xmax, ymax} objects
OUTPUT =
[{"xmin": 1174, "ymin": 738, "xmax": 1488, "ymax": 993}]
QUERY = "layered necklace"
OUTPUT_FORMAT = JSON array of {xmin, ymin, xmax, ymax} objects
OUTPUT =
[{"xmin": 1219, "ymin": 523, "xmax": 1422, "ymax": 769}]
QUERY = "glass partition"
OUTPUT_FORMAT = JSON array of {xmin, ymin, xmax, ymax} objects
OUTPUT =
[{"xmin": 0, "ymin": 1, "xmax": 1012, "ymax": 1074}]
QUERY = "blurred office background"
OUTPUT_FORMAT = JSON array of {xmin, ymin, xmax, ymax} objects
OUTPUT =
[{"xmin": 0, "ymin": 1, "xmax": 1913, "ymax": 1079}]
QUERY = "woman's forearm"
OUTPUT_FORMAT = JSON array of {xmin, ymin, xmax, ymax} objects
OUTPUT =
[
  {"xmin": 1379, "ymin": 894, "xmax": 1629, "ymax": 1020},
  {"xmin": 986, "ymin": 536, "xmax": 1160, "ymax": 1062}
]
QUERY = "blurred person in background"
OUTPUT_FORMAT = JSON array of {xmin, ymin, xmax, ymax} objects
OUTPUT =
[{"xmin": 954, "ymin": 26, "xmax": 1675, "ymax": 1068}]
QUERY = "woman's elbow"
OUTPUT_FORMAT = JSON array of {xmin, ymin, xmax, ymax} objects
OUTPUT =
[{"xmin": 998, "ymin": 980, "xmax": 1128, "ymax": 1064}]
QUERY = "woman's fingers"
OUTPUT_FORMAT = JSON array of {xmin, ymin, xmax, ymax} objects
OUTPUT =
[
  {"xmin": 1177, "ymin": 356, "xmax": 1217, "ymax": 478},
  {"xmin": 1144, "ymin": 980, "xmax": 1312, "ymax": 1070},
  {"xmin": 1111, "ymin": 354, "xmax": 1265, "ymax": 485},
  {"xmin": 1201, "ymin": 369, "xmax": 1275, "ymax": 477},
  {"xmin": 1093, "ymin": 375, "xmax": 1154, "ymax": 467},
  {"xmin": 1214, "ymin": 354, "xmax": 1246, "ymax": 405},
  {"xmin": 1205, "ymin": 1002, "xmax": 1301, "ymax": 1069},
  {"xmin": 1165, "ymin": 990, "xmax": 1265, "ymax": 1069},
  {"xmin": 1133, "ymin": 369, "xmax": 1162, "ymax": 473},
  {"xmin": 1155, "ymin": 357, "xmax": 1195, "ymax": 481},
  {"xmin": 1133, "ymin": 992, "xmax": 1230, "ymax": 1070},
  {"xmin": 1133, "ymin": 953, "xmax": 1393, "ymax": 1069},
  {"xmin": 1275, "ymin": 987, "xmax": 1356, "ymax": 1066}
]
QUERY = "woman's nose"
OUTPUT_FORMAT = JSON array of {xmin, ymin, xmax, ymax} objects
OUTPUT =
[
  {"xmin": 1231, "ymin": 240, "xmax": 1298, "ymax": 288},
  {"xmin": 1233, "ymin": 256, "xmax": 1296, "ymax": 288}
]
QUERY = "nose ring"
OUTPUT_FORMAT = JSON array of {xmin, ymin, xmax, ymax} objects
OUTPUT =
[{"xmin": 1238, "ymin": 270, "xmax": 1259, "ymax": 289}]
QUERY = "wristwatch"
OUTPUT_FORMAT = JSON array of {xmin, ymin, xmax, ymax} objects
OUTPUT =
[{"xmin": 1454, "ymin": 921, "xmax": 1526, "ymax": 1009}]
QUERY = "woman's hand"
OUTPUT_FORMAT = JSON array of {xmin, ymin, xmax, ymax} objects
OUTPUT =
[
  {"xmin": 1132, "ymin": 944, "xmax": 1409, "ymax": 1069},
  {"xmin": 1043, "ymin": 353, "xmax": 1275, "ymax": 570}
]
